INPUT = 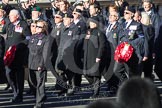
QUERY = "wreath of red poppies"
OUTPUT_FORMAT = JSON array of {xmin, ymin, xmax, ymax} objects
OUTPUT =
[
  {"xmin": 114, "ymin": 42, "xmax": 134, "ymax": 63},
  {"xmin": 4, "ymin": 45, "xmax": 17, "ymax": 66}
]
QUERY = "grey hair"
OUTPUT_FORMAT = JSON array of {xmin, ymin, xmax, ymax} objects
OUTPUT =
[
  {"xmin": 141, "ymin": 12, "xmax": 152, "ymax": 25},
  {"xmin": 10, "ymin": 9, "xmax": 20, "ymax": 17}
]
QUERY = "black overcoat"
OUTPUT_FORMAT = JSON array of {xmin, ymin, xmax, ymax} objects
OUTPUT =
[{"xmin": 83, "ymin": 28, "xmax": 106, "ymax": 77}]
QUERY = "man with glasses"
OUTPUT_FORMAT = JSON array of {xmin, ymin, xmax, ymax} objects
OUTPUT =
[
  {"xmin": 114, "ymin": 7, "xmax": 145, "ymax": 84},
  {"xmin": 105, "ymin": 11, "xmax": 122, "ymax": 94}
]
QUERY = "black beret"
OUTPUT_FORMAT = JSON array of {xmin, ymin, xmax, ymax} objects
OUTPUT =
[
  {"xmin": 63, "ymin": 13, "xmax": 73, "ymax": 18},
  {"xmin": 88, "ymin": 16, "xmax": 99, "ymax": 24},
  {"xmin": 125, "ymin": 6, "xmax": 135, "ymax": 14},
  {"xmin": 73, "ymin": 9, "xmax": 82, "ymax": 15},
  {"xmin": 55, "ymin": 11, "xmax": 64, "ymax": 18}
]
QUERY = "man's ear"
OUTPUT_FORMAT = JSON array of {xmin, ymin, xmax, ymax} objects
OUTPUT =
[
  {"xmin": 131, "ymin": 13, "xmax": 134, "ymax": 17},
  {"xmin": 150, "ymin": 3, "xmax": 153, "ymax": 8},
  {"xmin": 38, "ymin": 12, "xmax": 41, "ymax": 16}
]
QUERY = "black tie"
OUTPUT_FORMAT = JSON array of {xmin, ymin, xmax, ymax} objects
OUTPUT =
[
  {"xmin": 124, "ymin": 22, "xmax": 128, "ymax": 28},
  {"xmin": 108, "ymin": 24, "xmax": 112, "ymax": 31}
]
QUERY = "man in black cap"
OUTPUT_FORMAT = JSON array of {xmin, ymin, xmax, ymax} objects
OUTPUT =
[
  {"xmin": 47, "ymin": 11, "xmax": 64, "ymax": 91},
  {"xmin": 73, "ymin": 8, "xmax": 87, "ymax": 34},
  {"xmin": 55, "ymin": 13, "xmax": 80, "ymax": 96},
  {"xmin": 114, "ymin": 6, "xmax": 145, "ymax": 84},
  {"xmin": 30, "ymin": 6, "xmax": 52, "ymax": 33}
]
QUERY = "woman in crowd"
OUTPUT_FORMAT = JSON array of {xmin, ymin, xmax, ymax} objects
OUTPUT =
[
  {"xmin": 83, "ymin": 16, "xmax": 106, "ymax": 98},
  {"xmin": 25, "ymin": 21, "xmax": 38, "ymax": 96},
  {"xmin": 28, "ymin": 20, "xmax": 48, "ymax": 108}
]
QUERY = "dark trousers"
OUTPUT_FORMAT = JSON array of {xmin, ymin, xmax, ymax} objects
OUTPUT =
[
  {"xmin": 29, "ymin": 69, "xmax": 46, "ymax": 107},
  {"xmin": 85, "ymin": 75, "xmax": 101, "ymax": 95},
  {"xmin": 143, "ymin": 57, "xmax": 154, "ymax": 79},
  {"xmin": 114, "ymin": 53, "xmax": 142, "ymax": 83},
  {"xmin": 155, "ymin": 56, "xmax": 162, "ymax": 81},
  {"xmin": 6, "ymin": 67, "xmax": 24, "ymax": 100},
  {"xmin": 57, "ymin": 70, "xmax": 82, "ymax": 93}
]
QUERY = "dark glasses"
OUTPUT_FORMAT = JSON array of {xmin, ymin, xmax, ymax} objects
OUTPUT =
[
  {"xmin": 110, "ymin": 14, "xmax": 117, "ymax": 17},
  {"xmin": 55, "ymin": 16, "xmax": 61, "ymax": 18},
  {"xmin": 31, "ymin": 25, "xmax": 36, "ymax": 27},
  {"xmin": 36, "ymin": 26, "xmax": 43, "ymax": 28},
  {"xmin": 124, "ymin": 12, "xmax": 130, "ymax": 14}
]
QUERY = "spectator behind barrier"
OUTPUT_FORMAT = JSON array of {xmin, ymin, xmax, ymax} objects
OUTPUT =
[{"xmin": 117, "ymin": 77, "xmax": 161, "ymax": 108}]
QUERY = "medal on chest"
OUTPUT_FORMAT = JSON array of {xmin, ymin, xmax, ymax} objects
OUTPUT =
[
  {"xmin": 37, "ymin": 40, "xmax": 42, "ymax": 46},
  {"xmin": 68, "ymin": 31, "xmax": 72, "ymax": 36},
  {"xmin": 0, "ymin": 20, "xmax": 5, "ymax": 32},
  {"xmin": 15, "ymin": 24, "xmax": 23, "ymax": 33}
]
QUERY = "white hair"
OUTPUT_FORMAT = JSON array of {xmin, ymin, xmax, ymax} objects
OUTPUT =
[
  {"xmin": 9, "ymin": 9, "xmax": 20, "ymax": 17},
  {"xmin": 141, "ymin": 12, "xmax": 152, "ymax": 25}
]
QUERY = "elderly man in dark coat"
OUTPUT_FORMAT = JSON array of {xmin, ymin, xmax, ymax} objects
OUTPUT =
[
  {"xmin": 55, "ymin": 13, "xmax": 80, "ymax": 96},
  {"xmin": 3, "ymin": 9, "xmax": 31, "ymax": 103},
  {"xmin": 114, "ymin": 7, "xmax": 145, "ymax": 84}
]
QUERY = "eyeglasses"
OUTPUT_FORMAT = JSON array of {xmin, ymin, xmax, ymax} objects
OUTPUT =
[
  {"xmin": 110, "ymin": 15, "xmax": 117, "ymax": 17},
  {"xmin": 124, "ymin": 12, "xmax": 131, "ymax": 14},
  {"xmin": 55, "ymin": 16, "xmax": 61, "ymax": 19},
  {"xmin": 31, "ymin": 25, "xmax": 36, "ymax": 27},
  {"xmin": 36, "ymin": 26, "xmax": 43, "ymax": 28}
]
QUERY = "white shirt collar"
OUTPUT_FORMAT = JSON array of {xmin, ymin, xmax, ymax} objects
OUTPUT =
[
  {"xmin": 146, "ymin": 10, "xmax": 152, "ymax": 15},
  {"xmin": 56, "ymin": 23, "xmax": 61, "ymax": 26},
  {"xmin": 74, "ymin": 19, "xmax": 80, "ymax": 25},
  {"xmin": 0, "ymin": 17, "xmax": 4, "ymax": 22},
  {"xmin": 110, "ymin": 21, "xmax": 117, "ymax": 30},
  {"xmin": 125, "ymin": 19, "xmax": 133, "ymax": 29},
  {"xmin": 13, "ymin": 20, "xmax": 20, "ymax": 26}
]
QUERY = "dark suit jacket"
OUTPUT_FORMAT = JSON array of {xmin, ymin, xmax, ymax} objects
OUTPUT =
[
  {"xmin": 106, "ymin": 22, "xmax": 121, "ymax": 49},
  {"xmin": 4, "ymin": 20, "xmax": 31, "ymax": 67},
  {"xmin": 120, "ymin": 20, "xmax": 145, "ymax": 60},
  {"xmin": 142, "ymin": 24, "xmax": 155, "ymax": 57},
  {"xmin": 28, "ymin": 34, "xmax": 48, "ymax": 70},
  {"xmin": 75, "ymin": 18, "xmax": 87, "ymax": 35},
  {"xmin": 55, "ymin": 23, "xmax": 80, "ymax": 71},
  {"xmin": 149, "ymin": 9, "xmax": 161, "ymax": 42}
]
